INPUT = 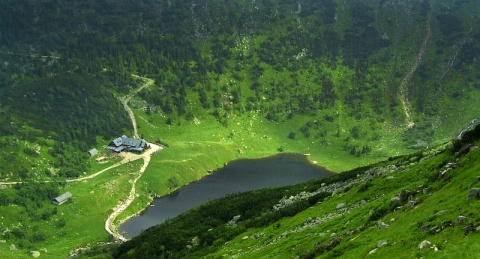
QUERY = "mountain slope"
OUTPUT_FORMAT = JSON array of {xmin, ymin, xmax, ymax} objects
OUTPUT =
[{"xmin": 109, "ymin": 124, "xmax": 480, "ymax": 258}]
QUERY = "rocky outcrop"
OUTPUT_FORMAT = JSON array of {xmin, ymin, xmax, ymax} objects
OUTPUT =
[
  {"xmin": 418, "ymin": 240, "xmax": 431, "ymax": 250},
  {"xmin": 227, "ymin": 215, "xmax": 241, "ymax": 228},
  {"xmin": 468, "ymin": 188, "xmax": 480, "ymax": 200}
]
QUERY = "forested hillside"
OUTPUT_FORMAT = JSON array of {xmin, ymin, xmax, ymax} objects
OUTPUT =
[
  {"xmin": 0, "ymin": 0, "xmax": 479, "ymax": 257},
  {"xmin": 1, "ymin": 1, "xmax": 479, "ymax": 140}
]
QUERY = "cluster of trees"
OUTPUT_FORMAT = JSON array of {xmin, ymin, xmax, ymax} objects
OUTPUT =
[
  {"xmin": 0, "ymin": 182, "xmax": 65, "ymax": 248},
  {"xmin": 0, "ymin": 0, "xmax": 478, "ymax": 164}
]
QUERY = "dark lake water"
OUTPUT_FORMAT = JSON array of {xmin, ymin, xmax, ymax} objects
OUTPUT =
[{"xmin": 118, "ymin": 153, "xmax": 333, "ymax": 238}]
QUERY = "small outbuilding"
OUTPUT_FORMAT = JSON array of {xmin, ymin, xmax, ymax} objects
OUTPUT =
[
  {"xmin": 53, "ymin": 192, "xmax": 72, "ymax": 205},
  {"xmin": 88, "ymin": 148, "xmax": 98, "ymax": 156}
]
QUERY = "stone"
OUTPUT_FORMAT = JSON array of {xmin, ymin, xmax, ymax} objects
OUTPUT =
[
  {"xmin": 30, "ymin": 251, "xmax": 40, "ymax": 258},
  {"xmin": 435, "ymin": 209, "xmax": 448, "ymax": 216},
  {"xmin": 9, "ymin": 244, "xmax": 16, "ymax": 251},
  {"xmin": 390, "ymin": 195, "xmax": 401, "ymax": 202},
  {"xmin": 336, "ymin": 203, "xmax": 346, "ymax": 210},
  {"xmin": 368, "ymin": 248, "xmax": 378, "ymax": 255},
  {"xmin": 468, "ymin": 188, "xmax": 480, "ymax": 199},
  {"xmin": 242, "ymin": 236, "xmax": 249, "ymax": 240},
  {"xmin": 423, "ymin": 187, "xmax": 430, "ymax": 194},
  {"xmin": 408, "ymin": 200, "xmax": 419, "ymax": 207},
  {"xmin": 456, "ymin": 216, "xmax": 467, "ymax": 226},
  {"xmin": 378, "ymin": 221, "xmax": 390, "ymax": 229},
  {"xmin": 377, "ymin": 240, "xmax": 388, "ymax": 248},
  {"xmin": 418, "ymin": 240, "xmax": 431, "ymax": 250}
]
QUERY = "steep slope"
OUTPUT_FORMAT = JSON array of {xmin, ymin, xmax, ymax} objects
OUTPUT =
[
  {"xmin": 0, "ymin": 74, "xmax": 131, "ymax": 180},
  {"xmin": 110, "ymin": 124, "xmax": 480, "ymax": 258}
]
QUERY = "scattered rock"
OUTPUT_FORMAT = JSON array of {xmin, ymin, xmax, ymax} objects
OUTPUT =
[
  {"xmin": 336, "ymin": 203, "xmax": 346, "ymax": 210},
  {"xmin": 435, "ymin": 209, "xmax": 448, "ymax": 216},
  {"xmin": 368, "ymin": 248, "xmax": 378, "ymax": 255},
  {"xmin": 227, "ymin": 215, "xmax": 241, "ymax": 228},
  {"xmin": 390, "ymin": 195, "xmax": 401, "ymax": 202},
  {"xmin": 377, "ymin": 240, "xmax": 388, "ymax": 248},
  {"xmin": 252, "ymin": 233, "xmax": 264, "ymax": 240},
  {"xmin": 378, "ymin": 221, "xmax": 390, "ymax": 229},
  {"xmin": 456, "ymin": 216, "xmax": 467, "ymax": 226},
  {"xmin": 418, "ymin": 240, "xmax": 431, "ymax": 250},
  {"xmin": 468, "ymin": 188, "xmax": 480, "ymax": 200},
  {"xmin": 408, "ymin": 199, "xmax": 420, "ymax": 207},
  {"xmin": 30, "ymin": 251, "xmax": 40, "ymax": 258}
]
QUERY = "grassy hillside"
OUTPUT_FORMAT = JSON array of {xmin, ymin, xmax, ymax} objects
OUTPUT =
[
  {"xmin": 109, "ymin": 124, "xmax": 480, "ymax": 258},
  {"xmin": 0, "ymin": 0, "xmax": 479, "ymax": 257}
]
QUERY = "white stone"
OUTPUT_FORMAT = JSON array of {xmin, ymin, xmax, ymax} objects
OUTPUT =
[{"xmin": 418, "ymin": 240, "xmax": 431, "ymax": 250}]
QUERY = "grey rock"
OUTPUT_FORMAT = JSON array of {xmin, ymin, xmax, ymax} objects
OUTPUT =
[
  {"xmin": 378, "ymin": 221, "xmax": 390, "ymax": 229},
  {"xmin": 368, "ymin": 248, "xmax": 378, "ymax": 255},
  {"xmin": 377, "ymin": 240, "xmax": 388, "ymax": 248},
  {"xmin": 418, "ymin": 240, "xmax": 431, "ymax": 250},
  {"xmin": 336, "ymin": 203, "xmax": 346, "ymax": 210},
  {"xmin": 468, "ymin": 188, "xmax": 480, "ymax": 199},
  {"xmin": 435, "ymin": 209, "xmax": 448, "ymax": 216},
  {"xmin": 408, "ymin": 200, "xmax": 420, "ymax": 207},
  {"xmin": 227, "ymin": 215, "xmax": 241, "ymax": 227},
  {"xmin": 390, "ymin": 195, "xmax": 401, "ymax": 202},
  {"xmin": 423, "ymin": 187, "xmax": 430, "ymax": 194},
  {"xmin": 252, "ymin": 233, "xmax": 264, "ymax": 240},
  {"xmin": 456, "ymin": 216, "xmax": 467, "ymax": 226}
]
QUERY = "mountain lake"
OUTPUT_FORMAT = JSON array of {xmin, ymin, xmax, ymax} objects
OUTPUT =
[{"xmin": 119, "ymin": 153, "xmax": 334, "ymax": 238}]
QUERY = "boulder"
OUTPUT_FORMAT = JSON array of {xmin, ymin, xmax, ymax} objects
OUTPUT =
[
  {"xmin": 30, "ymin": 251, "xmax": 40, "ymax": 258},
  {"xmin": 378, "ymin": 221, "xmax": 390, "ymax": 229},
  {"xmin": 390, "ymin": 195, "xmax": 401, "ymax": 203},
  {"xmin": 434, "ymin": 209, "xmax": 448, "ymax": 216},
  {"xmin": 336, "ymin": 203, "xmax": 346, "ymax": 210},
  {"xmin": 456, "ymin": 216, "xmax": 467, "ymax": 226},
  {"xmin": 9, "ymin": 244, "xmax": 16, "ymax": 251},
  {"xmin": 468, "ymin": 188, "xmax": 480, "ymax": 200},
  {"xmin": 368, "ymin": 248, "xmax": 378, "ymax": 255},
  {"xmin": 377, "ymin": 240, "xmax": 388, "ymax": 248},
  {"xmin": 418, "ymin": 240, "xmax": 431, "ymax": 250}
]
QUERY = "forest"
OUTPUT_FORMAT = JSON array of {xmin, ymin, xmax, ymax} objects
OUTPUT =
[{"xmin": 0, "ymin": 0, "xmax": 479, "ymax": 257}]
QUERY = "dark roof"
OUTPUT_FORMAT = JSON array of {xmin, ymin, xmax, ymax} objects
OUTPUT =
[
  {"xmin": 112, "ymin": 137, "xmax": 123, "ymax": 147},
  {"xmin": 106, "ymin": 135, "xmax": 149, "ymax": 153}
]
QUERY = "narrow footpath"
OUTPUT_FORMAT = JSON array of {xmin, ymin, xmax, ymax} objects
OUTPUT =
[{"xmin": 0, "ymin": 76, "xmax": 159, "ymax": 242}]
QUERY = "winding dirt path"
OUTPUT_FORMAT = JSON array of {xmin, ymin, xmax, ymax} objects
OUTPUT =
[
  {"xmin": 0, "ymin": 76, "xmax": 159, "ymax": 242},
  {"xmin": 399, "ymin": 13, "xmax": 432, "ymax": 128},
  {"xmin": 121, "ymin": 76, "xmax": 154, "ymax": 138},
  {"xmin": 105, "ymin": 143, "xmax": 162, "ymax": 241}
]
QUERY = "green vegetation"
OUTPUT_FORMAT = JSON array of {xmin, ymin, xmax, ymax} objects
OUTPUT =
[
  {"xmin": 109, "ymin": 124, "xmax": 480, "ymax": 258},
  {"xmin": 0, "ymin": 0, "xmax": 479, "ymax": 257}
]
